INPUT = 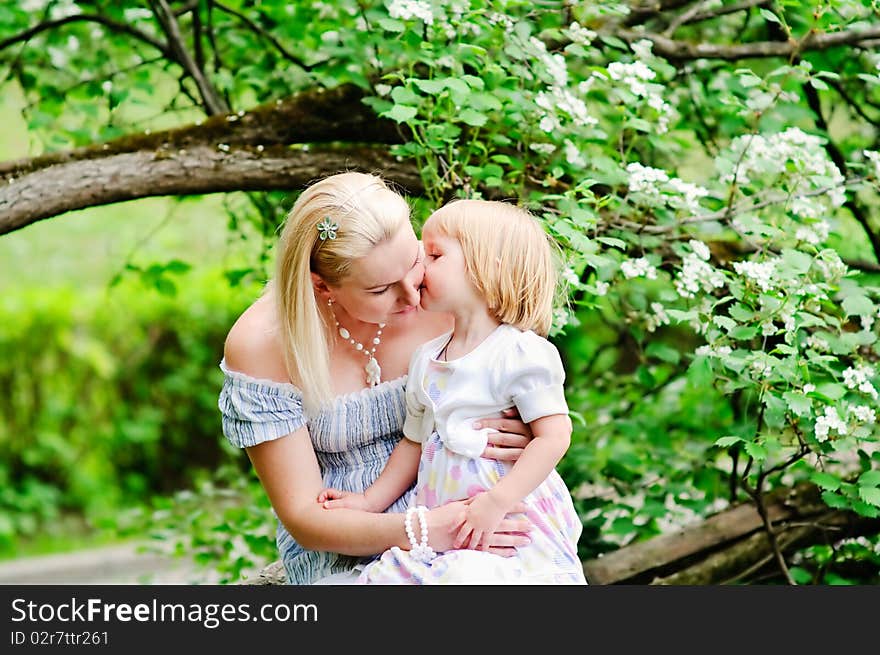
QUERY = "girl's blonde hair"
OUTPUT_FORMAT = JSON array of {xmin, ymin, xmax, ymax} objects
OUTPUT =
[
  {"xmin": 271, "ymin": 171, "xmax": 410, "ymax": 412},
  {"xmin": 429, "ymin": 199, "xmax": 562, "ymax": 337}
]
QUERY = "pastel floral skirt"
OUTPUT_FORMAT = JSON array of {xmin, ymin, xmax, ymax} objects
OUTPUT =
[{"xmin": 358, "ymin": 433, "xmax": 587, "ymax": 584}]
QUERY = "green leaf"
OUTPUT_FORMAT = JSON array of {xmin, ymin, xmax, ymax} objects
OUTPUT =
[
  {"xmin": 821, "ymin": 491, "xmax": 849, "ymax": 509},
  {"xmin": 744, "ymin": 440, "xmax": 767, "ymax": 461},
  {"xmin": 412, "ymin": 79, "xmax": 446, "ymax": 95},
  {"xmin": 444, "ymin": 77, "xmax": 470, "ymax": 99},
  {"xmin": 850, "ymin": 499, "xmax": 880, "ymax": 517},
  {"xmin": 842, "ymin": 294, "xmax": 874, "ymax": 317},
  {"xmin": 390, "ymin": 86, "xmax": 420, "ymax": 105},
  {"xmin": 811, "ymin": 472, "xmax": 841, "ymax": 491},
  {"xmin": 645, "ymin": 342, "xmax": 680, "ymax": 364},
  {"xmin": 377, "ymin": 17, "xmax": 406, "ymax": 32},
  {"xmin": 728, "ymin": 304, "xmax": 754, "ymax": 322},
  {"xmin": 815, "ymin": 383, "xmax": 846, "ymax": 400},
  {"xmin": 729, "ymin": 326, "xmax": 758, "ymax": 340},
  {"xmin": 596, "ymin": 237, "xmax": 626, "ymax": 250},
  {"xmin": 782, "ymin": 391, "xmax": 812, "ymax": 417},
  {"xmin": 714, "ymin": 435, "xmax": 743, "ymax": 448},
  {"xmin": 780, "ymin": 248, "xmax": 812, "ymax": 274},
  {"xmin": 858, "ymin": 487, "xmax": 880, "ymax": 507},
  {"xmin": 458, "ymin": 108, "xmax": 487, "ymax": 127},
  {"xmin": 383, "ymin": 104, "xmax": 418, "ymax": 122},
  {"xmin": 762, "ymin": 393, "xmax": 787, "ymax": 429},
  {"xmin": 165, "ymin": 260, "xmax": 191, "ymax": 274},
  {"xmin": 858, "ymin": 470, "xmax": 880, "ymax": 487}
]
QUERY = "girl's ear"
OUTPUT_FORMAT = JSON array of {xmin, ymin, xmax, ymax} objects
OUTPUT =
[{"xmin": 311, "ymin": 272, "xmax": 332, "ymax": 302}]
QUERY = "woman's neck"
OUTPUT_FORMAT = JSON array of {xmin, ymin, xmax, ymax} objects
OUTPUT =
[{"xmin": 446, "ymin": 306, "xmax": 500, "ymax": 359}]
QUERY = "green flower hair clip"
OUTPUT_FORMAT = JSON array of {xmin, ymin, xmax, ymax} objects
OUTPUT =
[{"xmin": 317, "ymin": 216, "xmax": 339, "ymax": 241}]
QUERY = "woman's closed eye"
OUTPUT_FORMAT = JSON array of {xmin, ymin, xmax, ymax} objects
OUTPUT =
[{"xmin": 369, "ymin": 287, "xmax": 390, "ymax": 295}]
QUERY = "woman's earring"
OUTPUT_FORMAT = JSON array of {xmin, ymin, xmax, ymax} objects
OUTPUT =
[{"xmin": 327, "ymin": 298, "xmax": 333, "ymax": 307}]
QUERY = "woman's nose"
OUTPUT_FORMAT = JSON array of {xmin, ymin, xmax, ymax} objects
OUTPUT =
[{"xmin": 401, "ymin": 281, "xmax": 420, "ymax": 308}]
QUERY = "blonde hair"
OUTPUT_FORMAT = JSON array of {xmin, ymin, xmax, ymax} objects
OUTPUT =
[
  {"xmin": 272, "ymin": 171, "xmax": 410, "ymax": 412},
  {"xmin": 428, "ymin": 199, "xmax": 562, "ymax": 337}
]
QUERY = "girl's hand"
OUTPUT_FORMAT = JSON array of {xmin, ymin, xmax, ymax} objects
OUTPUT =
[
  {"xmin": 453, "ymin": 491, "xmax": 508, "ymax": 551},
  {"xmin": 426, "ymin": 498, "xmax": 530, "ymax": 557},
  {"xmin": 318, "ymin": 488, "xmax": 371, "ymax": 511},
  {"xmin": 477, "ymin": 407, "xmax": 534, "ymax": 462}
]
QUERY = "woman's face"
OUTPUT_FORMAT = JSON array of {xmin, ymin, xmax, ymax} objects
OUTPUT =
[{"xmin": 329, "ymin": 223, "xmax": 425, "ymax": 325}]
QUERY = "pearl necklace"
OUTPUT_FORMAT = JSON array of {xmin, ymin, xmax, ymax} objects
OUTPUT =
[{"xmin": 329, "ymin": 299, "xmax": 385, "ymax": 387}]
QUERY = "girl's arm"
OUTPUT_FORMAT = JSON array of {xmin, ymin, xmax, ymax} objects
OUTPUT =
[
  {"xmin": 321, "ymin": 438, "xmax": 422, "ymax": 512},
  {"xmin": 454, "ymin": 412, "xmax": 571, "ymax": 550},
  {"xmin": 485, "ymin": 413, "xmax": 572, "ymax": 510}
]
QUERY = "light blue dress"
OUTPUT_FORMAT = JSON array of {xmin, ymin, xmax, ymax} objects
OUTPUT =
[{"xmin": 217, "ymin": 359, "xmax": 411, "ymax": 584}]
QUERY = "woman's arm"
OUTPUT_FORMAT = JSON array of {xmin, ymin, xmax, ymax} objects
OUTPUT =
[{"xmin": 246, "ymin": 428, "xmax": 531, "ymax": 557}]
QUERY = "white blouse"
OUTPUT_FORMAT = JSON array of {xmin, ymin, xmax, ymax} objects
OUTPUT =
[{"xmin": 402, "ymin": 323, "xmax": 569, "ymax": 458}]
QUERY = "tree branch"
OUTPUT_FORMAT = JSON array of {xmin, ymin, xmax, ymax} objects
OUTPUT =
[
  {"xmin": 667, "ymin": 0, "xmax": 770, "ymax": 34},
  {"xmin": 617, "ymin": 25, "xmax": 880, "ymax": 61},
  {"xmin": 0, "ymin": 13, "xmax": 173, "ymax": 59},
  {"xmin": 0, "ymin": 145, "xmax": 421, "ymax": 236},
  {"xmin": 149, "ymin": 0, "xmax": 228, "ymax": 115},
  {"xmin": 211, "ymin": 0, "xmax": 321, "ymax": 72}
]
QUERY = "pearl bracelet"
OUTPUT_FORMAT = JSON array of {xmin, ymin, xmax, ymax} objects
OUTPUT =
[{"xmin": 404, "ymin": 505, "xmax": 436, "ymax": 563}]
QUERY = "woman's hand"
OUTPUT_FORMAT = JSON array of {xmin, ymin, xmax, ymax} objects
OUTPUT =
[
  {"xmin": 477, "ymin": 407, "xmax": 534, "ymax": 461},
  {"xmin": 425, "ymin": 498, "xmax": 530, "ymax": 557}
]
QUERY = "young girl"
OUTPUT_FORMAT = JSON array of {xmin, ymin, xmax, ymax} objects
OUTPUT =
[{"xmin": 319, "ymin": 199, "xmax": 587, "ymax": 584}]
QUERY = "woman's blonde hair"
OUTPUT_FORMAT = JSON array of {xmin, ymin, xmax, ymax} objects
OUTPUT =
[
  {"xmin": 271, "ymin": 171, "xmax": 410, "ymax": 412},
  {"xmin": 429, "ymin": 199, "xmax": 562, "ymax": 337}
]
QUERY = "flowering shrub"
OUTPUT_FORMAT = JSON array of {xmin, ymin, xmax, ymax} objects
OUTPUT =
[{"xmin": 359, "ymin": 1, "xmax": 880, "ymax": 572}]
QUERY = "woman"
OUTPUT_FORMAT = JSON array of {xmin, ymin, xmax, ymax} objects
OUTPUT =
[{"xmin": 219, "ymin": 172, "xmax": 535, "ymax": 584}]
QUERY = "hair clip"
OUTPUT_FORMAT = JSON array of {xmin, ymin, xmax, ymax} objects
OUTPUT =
[{"xmin": 316, "ymin": 216, "xmax": 339, "ymax": 241}]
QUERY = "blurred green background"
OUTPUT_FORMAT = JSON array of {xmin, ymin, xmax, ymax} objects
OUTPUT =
[{"xmin": 0, "ymin": 78, "xmax": 277, "ymax": 580}]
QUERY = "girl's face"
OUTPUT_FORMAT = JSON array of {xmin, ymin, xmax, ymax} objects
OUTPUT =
[
  {"xmin": 329, "ymin": 224, "xmax": 425, "ymax": 326},
  {"xmin": 419, "ymin": 217, "xmax": 482, "ymax": 314}
]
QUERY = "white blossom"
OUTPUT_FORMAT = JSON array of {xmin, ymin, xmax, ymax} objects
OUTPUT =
[
  {"xmin": 529, "ymin": 142, "xmax": 556, "ymax": 155},
  {"xmin": 387, "ymin": 0, "xmax": 434, "ymax": 24},
  {"xmin": 564, "ymin": 140, "xmax": 586, "ymax": 167},
  {"xmin": 806, "ymin": 335, "xmax": 830, "ymax": 352},
  {"xmin": 675, "ymin": 253, "xmax": 726, "ymax": 299},
  {"xmin": 733, "ymin": 260, "xmax": 776, "ymax": 293},
  {"xmin": 561, "ymin": 266, "xmax": 579, "ymax": 286},
  {"xmin": 815, "ymin": 406, "xmax": 847, "ymax": 442},
  {"xmin": 848, "ymin": 403, "xmax": 876, "ymax": 424},
  {"xmin": 621, "ymin": 257, "xmax": 658, "ymax": 280},
  {"xmin": 689, "ymin": 239, "xmax": 711, "ymax": 261},
  {"xmin": 568, "ymin": 22, "xmax": 597, "ymax": 46},
  {"xmin": 646, "ymin": 302, "xmax": 670, "ymax": 332},
  {"xmin": 865, "ymin": 150, "xmax": 880, "ymax": 178},
  {"xmin": 842, "ymin": 364, "xmax": 878, "ymax": 399}
]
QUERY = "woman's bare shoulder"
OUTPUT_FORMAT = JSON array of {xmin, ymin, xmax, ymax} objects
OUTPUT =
[{"xmin": 223, "ymin": 293, "xmax": 289, "ymax": 383}]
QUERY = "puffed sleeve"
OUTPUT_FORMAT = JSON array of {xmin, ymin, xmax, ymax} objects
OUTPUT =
[
  {"xmin": 500, "ymin": 331, "xmax": 569, "ymax": 423},
  {"xmin": 218, "ymin": 359, "xmax": 307, "ymax": 448},
  {"xmin": 402, "ymin": 381, "xmax": 427, "ymax": 444},
  {"xmin": 401, "ymin": 344, "xmax": 429, "ymax": 443}
]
